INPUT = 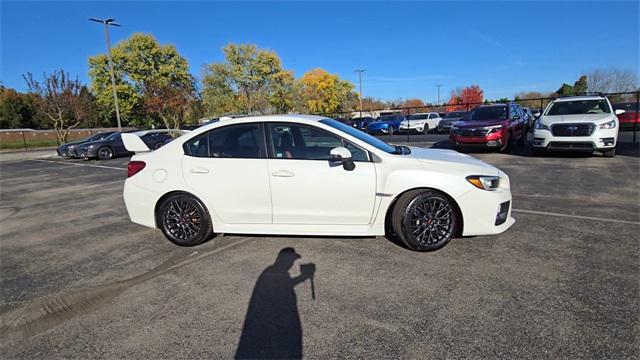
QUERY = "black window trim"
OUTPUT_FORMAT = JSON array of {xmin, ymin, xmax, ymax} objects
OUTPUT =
[
  {"xmin": 182, "ymin": 122, "xmax": 268, "ymax": 159},
  {"xmin": 265, "ymin": 122, "xmax": 372, "ymax": 162}
]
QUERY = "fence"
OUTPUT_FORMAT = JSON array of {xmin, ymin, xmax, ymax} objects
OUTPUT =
[
  {"xmin": 320, "ymin": 91, "xmax": 640, "ymax": 143},
  {"xmin": 0, "ymin": 128, "xmax": 126, "ymax": 151}
]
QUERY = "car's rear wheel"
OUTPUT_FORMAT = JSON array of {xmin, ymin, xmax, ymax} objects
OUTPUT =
[
  {"xmin": 391, "ymin": 189, "xmax": 459, "ymax": 252},
  {"xmin": 97, "ymin": 146, "xmax": 113, "ymax": 160},
  {"xmin": 158, "ymin": 194, "xmax": 213, "ymax": 246}
]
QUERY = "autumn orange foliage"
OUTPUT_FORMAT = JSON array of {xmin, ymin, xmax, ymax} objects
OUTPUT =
[{"xmin": 446, "ymin": 85, "xmax": 484, "ymax": 112}]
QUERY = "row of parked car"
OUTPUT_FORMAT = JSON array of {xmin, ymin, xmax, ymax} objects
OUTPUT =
[{"xmin": 58, "ymin": 95, "xmax": 638, "ymax": 161}]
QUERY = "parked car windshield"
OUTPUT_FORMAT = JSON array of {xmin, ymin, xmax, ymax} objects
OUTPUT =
[
  {"xmin": 408, "ymin": 114, "xmax": 429, "ymax": 120},
  {"xmin": 86, "ymin": 132, "xmax": 112, "ymax": 141},
  {"xmin": 378, "ymin": 115, "xmax": 399, "ymax": 121},
  {"xmin": 546, "ymin": 99, "xmax": 611, "ymax": 115},
  {"xmin": 320, "ymin": 119, "xmax": 404, "ymax": 154},
  {"xmin": 444, "ymin": 111, "xmax": 466, "ymax": 119},
  {"xmin": 470, "ymin": 106, "xmax": 508, "ymax": 121}
]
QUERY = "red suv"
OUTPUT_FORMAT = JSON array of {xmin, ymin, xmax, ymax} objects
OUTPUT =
[
  {"xmin": 613, "ymin": 102, "xmax": 639, "ymax": 131},
  {"xmin": 449, "ymin": 103, "xmax": 527, "ymax": 152}
]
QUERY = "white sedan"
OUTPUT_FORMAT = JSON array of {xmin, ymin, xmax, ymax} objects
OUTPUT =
[
  {"xmin": 122, "ymin": 115, "xmax": 514, "ymax": 251},
  {"xmin": 399, "ymin": 112, "xmax": 442, "ymax": 133}
]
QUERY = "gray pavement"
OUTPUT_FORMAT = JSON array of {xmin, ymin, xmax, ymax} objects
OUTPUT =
[{"xmin": 0, "ymin": 143, "xmax": 639, "ymax": 358}]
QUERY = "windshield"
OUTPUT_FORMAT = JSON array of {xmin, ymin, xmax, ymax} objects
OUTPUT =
[
  {"xmin": 87, "ymin": 132, "xmax": 111, "ymax": 141},
  {"xmin": 105, "ymin": 132, "xmax": 121, "ymax": 141},
  {"xmin": 444, "ymin": 111, "xmax": 466, "ymax": 119},
  {"xmin": 546, "ymin": 99, "xmax": 611, "ymax": 115},
  {"xmin": 408, "ymin": 114, "xmax": 429, "ymax": 120},
  {"xmin": 320, "ymin": 119, "xmax": 401, "ymax": 154},
  {"xmin": 470, "ymin": 106, "xmax": 507, "ymax": 121}
]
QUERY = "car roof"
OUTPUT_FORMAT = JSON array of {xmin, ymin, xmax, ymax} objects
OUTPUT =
[
  {"xmin": 197, "ymin": 114, "xmax": 327, "ymax": 132},
  {"xmin": 553, "ymin": 95, "xmax": 606, "ymax": 102}
]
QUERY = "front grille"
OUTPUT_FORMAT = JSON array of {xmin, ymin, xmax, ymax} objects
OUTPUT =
[
  {"xmin": 551, "ymin": 123, "xmax": 594, "ymax": 137},
  {"xmin": 547, "ymin": 142, "xmax": 594, "ymax": 150},
  {"xmin": 457, "ymin": 128, "xmax": 490, "ymax": 137}
]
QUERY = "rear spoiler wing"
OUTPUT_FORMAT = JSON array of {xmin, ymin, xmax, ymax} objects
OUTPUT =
[{"xmin": 122, "ymin": 133, "xmax": 150, "ymax": 153}]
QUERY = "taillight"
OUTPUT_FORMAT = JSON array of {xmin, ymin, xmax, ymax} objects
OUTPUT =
[{"xmin": 127, "ymin": 161, "xmax": 146, "ymax": 178}]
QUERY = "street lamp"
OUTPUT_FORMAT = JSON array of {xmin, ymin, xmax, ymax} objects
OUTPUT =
[
  {"xmin": 89, "ymin": 17, "xmax": 122, "ymax": 131},
  {"xmin": 355, "ymin": 69, "xmax": 366, "ymax": 117},
  {"xmin": 436, "ymin": 84, "xmax": 443, "ymax": 107}
]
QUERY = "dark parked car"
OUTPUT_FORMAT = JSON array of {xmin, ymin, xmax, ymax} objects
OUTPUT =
[
  {"xmin": 437, "ymin": 111, "xmax": 467, "ymax": 133},
  {"xmin": 613, "ymin": 102, "xmax": 640, "ymax": 130},
  {"xmin": 57, "ymin": 131, "xmax": 115, "ymax": 157},
  {"xmin": 449, "ymin": 103, "xmax": 527, "ymax": 152},
  {"xmin": 367, "ymin": 114, "xmax": 406, "ymax": 135},
  {"xmin": 351, "ymin": 116, "xmax": 375, "ymax": 131},
  {"xmin": 335, "ymin": 118, "xmax": 355, "ymax": 127},
  {"xmin": 75, "ymin": 130, "xmax": 173, "ymax": 160}
]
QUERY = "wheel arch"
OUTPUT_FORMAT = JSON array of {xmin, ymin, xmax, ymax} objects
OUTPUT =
[{"xmin": 384, "ymin": 186, "xmax": 464, "ymax": 238}]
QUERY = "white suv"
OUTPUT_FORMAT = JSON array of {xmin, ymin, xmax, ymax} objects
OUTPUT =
[
  {"xmin": 532, "ymin": 95, "xmax": 624, "ymax": 157},
  {"xmin": 399, "ymin": 112, "xmax": 441, "ymax": 134}
]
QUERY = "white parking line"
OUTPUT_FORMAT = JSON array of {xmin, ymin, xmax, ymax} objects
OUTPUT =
[
  {"xmin": 512, "ymin": 208, "xmax": 640, "ymax": 225},
  {"xmin": 31, "ymin": 159, "xmax": 125, "ymax": 171}
]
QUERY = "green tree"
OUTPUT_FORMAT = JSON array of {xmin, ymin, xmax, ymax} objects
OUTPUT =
[
  {"xmin": 554, "ymin": 75, "xmax": 588, "ymax": 97},
  {"xmin": 0, "ymin": 86, "xmax": 43, "ymax": 129},
  {"xmin": 88, "ymin": 33, "xmax": 195, "ymax": 128},
  {"xmin": 202, "ymin": 44, "xmax": 294, "ymax": 116},
  {"xmin": 294, "ymin": 68, "xmax": 358, "ymax": 115}
]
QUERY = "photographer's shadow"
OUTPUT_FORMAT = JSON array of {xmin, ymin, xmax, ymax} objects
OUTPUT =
[{"xmin": 235, "ymin": 247, "xmax": 315, "ymax": 360}]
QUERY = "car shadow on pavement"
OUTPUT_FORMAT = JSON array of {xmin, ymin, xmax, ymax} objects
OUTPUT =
[{"xmin": 235, "ymin": 247, "xmax": 315, "ymax": 360}]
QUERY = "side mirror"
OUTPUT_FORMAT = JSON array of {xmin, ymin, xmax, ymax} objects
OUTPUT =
[
  {"xmin": 534, "ymin": 112, "xmax": 541, "ymax": 119},
  {"xmin": 615, "ymin": 109, "xmax": 626, "ymax": 115},
  {"xmin": 330, "ymin": 147, "xmax": 355, "ymax": 171}
]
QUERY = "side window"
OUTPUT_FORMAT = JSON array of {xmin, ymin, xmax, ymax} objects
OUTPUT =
[
  {"xmin": 429, "ymin": 113, "xmax": 436, "ymax": 119},
  {"xmin": 208, "ymin": 123, "xmax": 264, "ymax": 158},
  {"xmin": 184, "ymin": 133, "xmax": 209, "ymax": 157},
  {"xmin": 268, "ymin": 123, "xmax": 368, "ymax": 162},
  {"xmin": 183, "ymin": 124, "xmax": 264, "ymax": 158},
  {"xmin": 510, "ymin": 106, "xmax": 518, "ymax": 120}
]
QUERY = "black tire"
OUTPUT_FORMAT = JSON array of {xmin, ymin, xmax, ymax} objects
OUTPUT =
[
  {"xmin": 97, "ymin": 146, "xmax": 113, "ymax": 160},
  {"xmin": 517, "ymin": 132, "xmax": 526, "ymax": 146},
  {"xmin": 158, "ymin": 194, "xmax": 213, "ymax": 246},
  {"xmin": 388, "ymin": 127, "xmax": 395, "ymax": 136},
  {"xmin": 391, "ymin": 189, "xmax": 459, "ymax": 252},
  {"xmin": 421, "ymin": 124, "xmax": 429, "ymax": 134},
  {"xmin": 499, "ymin": 134, "xmax": 512, "ymax": 153},
  {"xmin": 603, "ymin": 148, "xmax": 616, "ymax": 157}
]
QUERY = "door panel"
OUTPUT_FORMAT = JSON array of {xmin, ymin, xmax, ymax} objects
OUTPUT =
[
  {"xmin": 182, "ymin": 156, "xmax": 272, "ymax": 224},
  {"xmin": 268, "ymin": 159, "xmax": 376, "ymax": 225}
]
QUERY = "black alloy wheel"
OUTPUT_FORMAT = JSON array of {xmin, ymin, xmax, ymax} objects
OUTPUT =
[
  {"xmin": 97, "ymin": 147, "xmax": 114, "ymax": 160},
  {"xmin": 392, "ymin": 189, "xmax": 458, "ymax": 251},
  {"xmin": 159, "ymin": 194, "xmax": 212, "ymax": 246},
  {"xmin": 388, "ymin": 126, "xmax": 395, "ymax": 135}
]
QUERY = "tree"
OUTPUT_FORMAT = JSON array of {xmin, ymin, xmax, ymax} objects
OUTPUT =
[
  {"xmin": 514, "ymin": 91, "xmax": 553, "ymax": 109},
  {"xmin": 89, "ymin": 33, "xmax": 195, "ymax": 128},
  {"xmin": 361, "ymin": 97, "xmax": 388, "ymax": 111},
  {"xmin": 143, "ymin": 79, "xmax": 195, "ymax": 131},
  {"xmin": 402, "ymin": 98, "xmax": 429, "ymax": 113},
  {"xmin": 294, "ymin": 68, "xmax": 358, "ymax": 115},
  {"xmin": 554, "ymin": 75, "xmax": 588, "ymax": 97},
  {"xmin": 586, "ymin": 68, "xmax": 639, "ymax": 102},
  {"xmin": 446, "ymin": 85, "xmax": 484, "ymax": 111},
  {"xmin": 202, "ymin": 44, "xmax": 294, "ymax": 116},
  {"xmin": 0, "ymin": 86, "xmax": 43, "ymax": 129},
  {"xmin": 23, "ymin": 70, "xmax": 96, "ymax": 143}
]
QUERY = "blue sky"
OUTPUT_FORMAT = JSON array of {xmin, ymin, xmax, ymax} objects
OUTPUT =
[{"xmin": 1, "ymin": 1, "xmax": 638, "ymax": 102}]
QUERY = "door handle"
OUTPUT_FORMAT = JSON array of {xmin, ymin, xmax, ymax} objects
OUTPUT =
[
  {"xmin": 189, "ymin": 167, "xmax": 209, "ymax": 174},
  {"xmin": 271, "ymin": 170, "xmax": 294, "ymax": 177}
]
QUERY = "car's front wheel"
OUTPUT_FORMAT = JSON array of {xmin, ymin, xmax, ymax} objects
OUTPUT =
[
  {"xmin": 391, "ymin": 189, "xmax": 459, "ymax": 251},
  {"xmin": 158, "ymin": 194, "xmax": 213, "ymax": 246},
  {"xmin": 388, "ymin": 127, "xmax": 395, "ymax": 135},
  {"xmin": 97, "ymin": 146, "xmax": 113, "ymax": 160},
  {"xmin": 603, "ymin": 148, "xmax": 616, "ymax": 157}
]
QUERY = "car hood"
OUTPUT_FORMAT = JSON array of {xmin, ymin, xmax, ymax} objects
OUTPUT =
[
  {"xmin": 541, "ymin": 113, "xmax": 614, "ymax": 124},
  {"xmin": 440, "ymin": 118, "xmax": 461, "ymax": 124},
  {"xmin": 368, "ymin": 121, "xmax": 390, "ymax": 127},
  {"xmin": 454, "ymin": 120, "xmax": 505, "ymax": 127},
  {"xmin": 406, "ymin": 147, "xmax": 500, "ymax": 176},
  {"xmin": 58, "ymin": 139, "xmax": 87, "ymax": 149}
]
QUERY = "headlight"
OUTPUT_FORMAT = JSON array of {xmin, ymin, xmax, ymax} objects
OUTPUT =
[
  {"xmin": 534, "ymin": 120, "xmax": 549, "ymax": 130},
  {"xmin": 466, "ymin": 175, "xmax": 500, "ymax": 191},
  {"xmin": 599, "ymin": 119, "xmax": 616, "ymax": 129},
  {"xmin": 487, "ymin": 125, "xmax": 503, "ymax": 133}
]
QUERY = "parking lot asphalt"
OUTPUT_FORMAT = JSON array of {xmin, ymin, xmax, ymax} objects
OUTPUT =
[{"xmin": 1, "ymin": 137, "xmax": 639, "ymax": 358}]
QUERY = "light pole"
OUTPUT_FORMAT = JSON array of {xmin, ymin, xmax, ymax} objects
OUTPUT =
[
  {"xmin": 355, "ymin": 69, "xmax": 366, "ymax": 117},
  {"xmin": 436, "ymin": 84, "xmax": 443, "ymax": 109},
  {"xmin": 89, "ymin": 17, "xmax": 122, "ymax": 131}
]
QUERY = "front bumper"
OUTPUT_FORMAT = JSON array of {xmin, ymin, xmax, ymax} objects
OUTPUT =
[
  {"xmin": 368, "ymin": 127, "xmax": 390, "ymax": 134},
  {"xmin": 457, "ymin": 186, "xmax": 515, "ymax": 236},
  {"xmin": 75, "ymin": 147, "xmax": 99, "ymax": 158},
  {"xmin": 450, "ymin": 131, "xmax": 506, "ymax": 148},
  {"xmin": 532, "ymin": 127, "xmax": 618, "ymax": 151},
  {"xmin": 438, "ymin": 123, "xmax": 453, "ymax": 132}
]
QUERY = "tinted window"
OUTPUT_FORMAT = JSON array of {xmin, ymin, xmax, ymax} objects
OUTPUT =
[
  {"xmin": 184, "ymin": 123, "xmax": 264, "ymax": 158},
  {"xmin": 269, "ymin": 123, "xmax": 368, "ymax": 161},
  {"xmin": 320, "ymin": 119, "xmax": 399, "ymax": 154}
]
